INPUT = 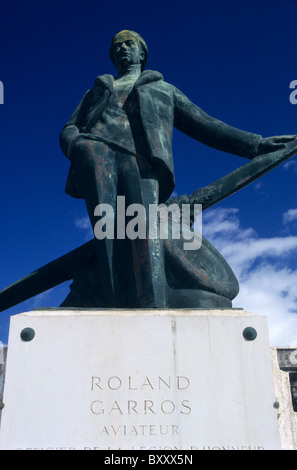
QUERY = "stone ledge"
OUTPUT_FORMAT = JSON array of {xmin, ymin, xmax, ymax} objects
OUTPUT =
[{"xmin": 24, "ymin": 307, "xmax": 254, "ymax": 317}]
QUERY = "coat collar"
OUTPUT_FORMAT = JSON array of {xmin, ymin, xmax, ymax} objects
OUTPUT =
[
  {"xmin": 134, "ymin": 70, "xmax": 164, "ymax": 87},
  {"xmin": 94, "ymin": 70, "xmax": 163, "ymax": 92}
]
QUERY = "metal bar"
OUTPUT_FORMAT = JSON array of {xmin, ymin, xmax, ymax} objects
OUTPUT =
[
  {"xmin": 193, "ymin": 139, "xmax": 297, "ymax": 212},
  {"xmin": 0, "ymin": 240, "xmax": 96, "ymax": 312}
]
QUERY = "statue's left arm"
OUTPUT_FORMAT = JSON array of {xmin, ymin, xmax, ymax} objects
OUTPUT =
[
  {"xmin": 60, "ymin": 89, "xmax": 90, "ymax": 159},
  {"xmin": 173, "ymin": 86, "xmax": 296, "ymax": 159}
]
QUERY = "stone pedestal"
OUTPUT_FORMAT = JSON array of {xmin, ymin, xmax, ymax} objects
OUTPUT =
[{"xmin": 0, "ymin": 309, "xmax": 281, "ymax": 450}]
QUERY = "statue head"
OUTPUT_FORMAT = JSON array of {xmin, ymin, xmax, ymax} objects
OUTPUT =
[{"xmin": 109, "ymin": 30, "xmax": 148, "ymax": 72}]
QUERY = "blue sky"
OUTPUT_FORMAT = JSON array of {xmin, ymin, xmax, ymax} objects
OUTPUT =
[{"xmin": 0, "ymin": 0, "xmax": 297, "ymax": 346}]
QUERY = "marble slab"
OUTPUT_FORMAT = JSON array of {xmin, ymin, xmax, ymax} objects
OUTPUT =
[{"xmin": 0, "ymin": 309, "xmax": 281, "ymax": 450}]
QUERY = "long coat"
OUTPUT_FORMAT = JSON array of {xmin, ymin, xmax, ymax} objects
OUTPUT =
[{"xmin": 60, "ymin": 70, "xmax": 262, "ymax": 203}]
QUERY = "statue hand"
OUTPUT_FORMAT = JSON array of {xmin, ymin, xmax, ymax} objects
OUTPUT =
[{"xmin": 256, "ymin": 135, "xmax": 297, "ymax": 157}]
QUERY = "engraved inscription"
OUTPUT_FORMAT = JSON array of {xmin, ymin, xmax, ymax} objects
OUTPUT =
[{"xmin": 89, "ymin": 375, "xmax": 192, "ymax": 442}]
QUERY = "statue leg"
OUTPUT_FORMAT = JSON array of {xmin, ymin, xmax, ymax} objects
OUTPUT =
[
  {"xmin": 71, "ymin": 138, "xmax": 166, "ymax": 308},
  {"xmin": 71, "ymin": 138, "xmax": 118, "ymax": 306},
  {"xmin": 116, "ymin": 153, "xmax": 166, "ymax": 308}
]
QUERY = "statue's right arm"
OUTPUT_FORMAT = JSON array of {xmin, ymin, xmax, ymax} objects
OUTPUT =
[
  {"xmin": 172, "ymin": 86, "xmax": 262, "ymax": 159},
  {"xmin": 59, "ymin": 90, "xmax": 90, "ymax": 159}
]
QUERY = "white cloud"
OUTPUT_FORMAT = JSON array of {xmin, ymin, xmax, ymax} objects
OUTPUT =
[
  {"xmin": 203, "ymin": 207, "xmax": 297, "ymax": 347},
  {"xmin": 283, "ymin": 159, "xmax": 297, "ymax": 171},
  {"xmin": 283, "ymin": 208, "xmax": 297, "ymax": 225},
  {"xmin": 74, "ymin": 215, "xmax": 93, "ymax": 239},
  {"xmin": 75, "ymin": 216, "xmax": 92, "ymax": 230}
]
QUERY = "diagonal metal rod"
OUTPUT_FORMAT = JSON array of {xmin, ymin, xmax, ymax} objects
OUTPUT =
[
  {"xmin": 0, "ymin": 240, "xmax": 96, "ymax": 312},
  {"xmin": 168, "ymin": 138, "xmax": 297, "ymax": 224},
  {"xmin": 196, "ymin": 138, "xmax": 297, "ymax": 210},
  {"xmin": 0, "ymin": 138, "xmax": 297, "ymax": 313}
]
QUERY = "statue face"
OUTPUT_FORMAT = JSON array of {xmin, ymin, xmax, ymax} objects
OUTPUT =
[{"xmin": 111, "ymin": 35, "xmax": 145, "ymax": 70}]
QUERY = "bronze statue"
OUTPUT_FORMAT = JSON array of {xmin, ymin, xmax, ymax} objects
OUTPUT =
[{"xmin": 0, "ymin": 30, "xmax": 296, "ymax": 312}]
